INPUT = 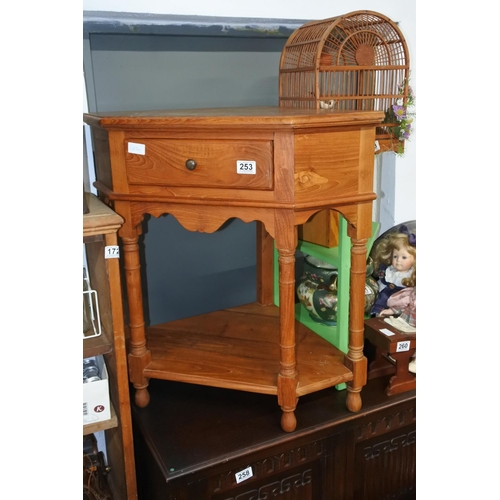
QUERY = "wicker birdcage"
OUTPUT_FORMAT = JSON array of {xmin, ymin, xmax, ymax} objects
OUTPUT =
[{"xmin": 279, "ymin": 10, "xmax": 410, "ymax": 154}]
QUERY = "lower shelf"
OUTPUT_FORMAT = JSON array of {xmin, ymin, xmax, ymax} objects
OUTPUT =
[{"xmin": 143, "ymin": 302, "xmax": 353, "ymax": 397}]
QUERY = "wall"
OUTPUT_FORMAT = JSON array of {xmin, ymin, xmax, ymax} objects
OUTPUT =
[{"xmin": 83, "ymin": 0, "xmax": 417, "ymax": 229}]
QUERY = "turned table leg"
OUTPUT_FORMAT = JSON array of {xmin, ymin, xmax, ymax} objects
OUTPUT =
[
  {"xmin": 275, "ymin": 212, "xmax": 298, "ymax": 432},
  {"xmin": 121, "ymin": 230, "xmax": 151, "ymax": 408},
  {"xmin": 345, "ymin": 237, "xmax": 368, "ymax": 412}
]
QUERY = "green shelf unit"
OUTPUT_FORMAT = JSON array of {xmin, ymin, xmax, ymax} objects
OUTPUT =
[{"xmin": 274, "ymin": 216, "xmax": 380, "ymax": 389}]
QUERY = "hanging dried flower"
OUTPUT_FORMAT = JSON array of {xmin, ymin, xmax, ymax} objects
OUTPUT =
[{"xmin": 382, "ymin": 78, "xmax": 416, "ymax": 156}]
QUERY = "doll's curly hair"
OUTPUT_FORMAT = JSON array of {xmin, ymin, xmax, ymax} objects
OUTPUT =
[{"xmin": 372, "ymin": 231, "xmax": 416, "ymax": 287}]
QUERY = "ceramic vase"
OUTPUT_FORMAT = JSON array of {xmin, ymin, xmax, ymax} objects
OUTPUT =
[{"xmin": 297, "ymin": 255, "xmax": 379, "ymax": 326}]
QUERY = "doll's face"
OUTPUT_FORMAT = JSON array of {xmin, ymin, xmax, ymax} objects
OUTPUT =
[{"xmin": 391, "ymin": 247, "xmax": 415, "ymax": 272}]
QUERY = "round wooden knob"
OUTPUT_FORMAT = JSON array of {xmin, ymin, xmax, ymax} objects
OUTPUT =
[{"xmin": 185, "ymin": 159, "xmax": 197, "ymax": 171}]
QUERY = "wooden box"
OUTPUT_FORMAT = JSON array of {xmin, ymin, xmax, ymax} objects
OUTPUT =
[{"xmin": 298, "ymin": 209, "xmax": 340, "ymax": 248}]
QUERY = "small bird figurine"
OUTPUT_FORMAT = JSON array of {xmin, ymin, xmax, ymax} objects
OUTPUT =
[{"xmin": 319, "ymin": 100, "xmax": 336, "ymax": 109}]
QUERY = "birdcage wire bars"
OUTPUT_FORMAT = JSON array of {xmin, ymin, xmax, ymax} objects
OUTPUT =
[{"xmin": 279, "ymin": 10, "xmax": 410, "ymax": 152}]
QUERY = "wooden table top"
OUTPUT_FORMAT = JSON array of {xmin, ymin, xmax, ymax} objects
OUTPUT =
[{"xmin": 83, "ymin": 106, "xmax": 385, "ymax": 129}]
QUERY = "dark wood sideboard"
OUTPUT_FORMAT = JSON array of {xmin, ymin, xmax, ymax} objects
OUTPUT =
[{"xmin": 132, "ymin": 375, "xmax": 416, "ymax": 499}]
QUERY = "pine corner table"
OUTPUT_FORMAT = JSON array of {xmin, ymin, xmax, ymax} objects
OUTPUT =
[{"xmin": 83, "ymin": 106, "xmax": 384, "ymax": 432}]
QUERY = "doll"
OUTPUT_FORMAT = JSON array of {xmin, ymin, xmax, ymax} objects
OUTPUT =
[
  {"xmin": 370, "ymin": 225, "xmax": 416, "ymax": 317},
  {"xmin": 383, "ymin": 286, "xmax": 416, "ymax": 332}
]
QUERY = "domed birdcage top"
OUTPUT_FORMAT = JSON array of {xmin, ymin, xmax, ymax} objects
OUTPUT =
[{"xmin": 279, "ymin": 11, "xmax": 411, "ymax": 152}]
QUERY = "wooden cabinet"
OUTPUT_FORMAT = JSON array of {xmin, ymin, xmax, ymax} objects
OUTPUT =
[
  {"xmin": 83, "ymin": 193, "xmax": 137, "ymax": 500},
  {"xmin": 132, "ymin": 376, "xmax": 416, "ymax": 499},
  {"xmin": 83, "ymin": 106, "xmax": 384, "ymax": 433}
]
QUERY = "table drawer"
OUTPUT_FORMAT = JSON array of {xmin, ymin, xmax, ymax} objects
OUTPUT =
[{"xmin": 125, "ymin": 138, "xmax": 273, "ymax": 189}]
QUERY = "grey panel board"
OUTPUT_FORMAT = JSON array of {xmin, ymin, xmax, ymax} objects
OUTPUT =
[
  {"xmin": 85, "ymin": 32, "xmax": 285, "ymax": 324},
  {"xmin": 141, "ymin": 216, "xmax": 257, "ymax": 325},
  {"xmin": 83, "ymin": 11, "xmax": 308, "ymax": 38},
  {"xmin": 89, "ymin": 34, "xmax": 286, "ymax": 112}
]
